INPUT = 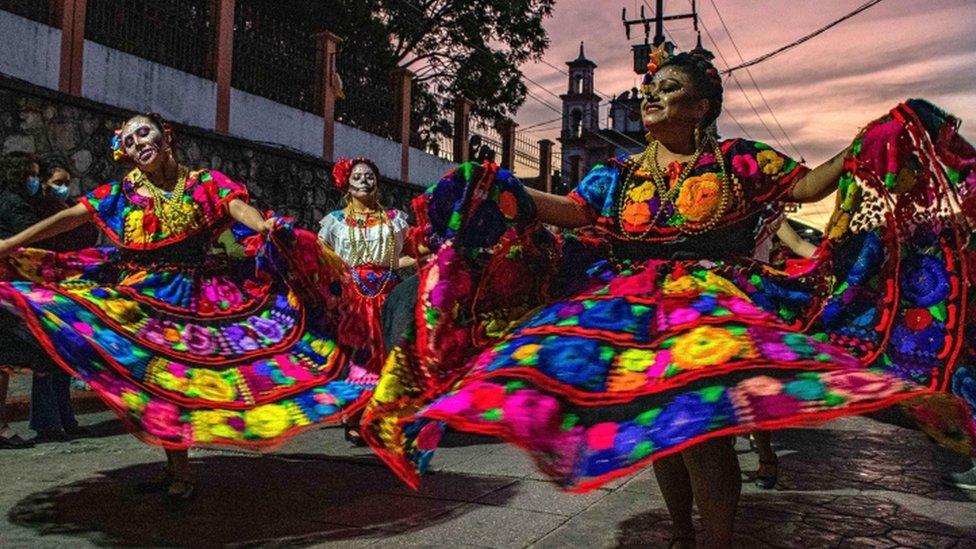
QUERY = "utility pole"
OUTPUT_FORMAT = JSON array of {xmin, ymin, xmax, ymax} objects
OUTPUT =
[{"xmin": 622, "ymin": 0, "xmax": 701, "ymax": 74}]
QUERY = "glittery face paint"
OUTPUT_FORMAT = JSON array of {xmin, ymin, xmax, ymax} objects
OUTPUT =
[
  {"xmin": 348, "ymin": 162, "xmax": 378, "ymax": 200},
  {"xmin": 640, "ymin": 65, "xmax": 705, "ymax": 133},
  {"xmin": 121, "ymin": 116, "xmax": 167, "ymax": 171}
]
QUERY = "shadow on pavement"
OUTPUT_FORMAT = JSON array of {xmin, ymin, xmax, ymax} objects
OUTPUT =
[
  {"xmin": 768, "ymin": 428, "xmax": 976, "ymax": 502},
  {"xmin": 8, "ymin": 454, "xmax": 512, "ymax": 547},
  {"xmin": 615, "ymin": 492, "xmax": 976, "ymax": 548}
]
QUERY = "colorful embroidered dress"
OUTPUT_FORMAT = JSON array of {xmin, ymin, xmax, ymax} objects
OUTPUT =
[
  {"xmin": 0, "ymin": 169, "xmax": 366, "ymax": 449},
  {"xmin": 319, "ymin": 209, "xmax": 408, "ymax": 380},
  {"xmin": 364, "ymin": 100, "xmax": 976, "ymax": 491}
]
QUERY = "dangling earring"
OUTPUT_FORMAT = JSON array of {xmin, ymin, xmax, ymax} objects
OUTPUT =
[{"xmin": 694, "ymin": 126, "xmax": 703, "ymax": 150}]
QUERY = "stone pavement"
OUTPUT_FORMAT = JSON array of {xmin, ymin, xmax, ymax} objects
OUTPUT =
[{"xmin": 1, "ymin": 410, "xmax": 975, "ymax": 548}]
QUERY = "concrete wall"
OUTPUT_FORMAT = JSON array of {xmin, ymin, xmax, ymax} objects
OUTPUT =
[
  {"xmin": 409, "ymin": 147, "xmax": 456, "ymax": 187},
  {"xmin": 82, "ymin": 40, "xmax": 217, "ymax": 130},
  {"xmin": 0, "ymin": 10, "xmax": 61, "ymax": 91},
  {"xmin": 229, "ymin": 88, "xmax": 323, "ymax": 157}
]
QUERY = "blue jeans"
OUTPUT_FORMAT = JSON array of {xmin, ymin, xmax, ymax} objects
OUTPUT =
[{"xmin": 29, "ymin": 370, "xmax": 78, "ymax": 433}]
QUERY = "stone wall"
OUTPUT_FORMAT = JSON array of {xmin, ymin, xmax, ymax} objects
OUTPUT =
[{"xmin": 0, "ymin": 75, "xmax": 423, "ymax": 230}]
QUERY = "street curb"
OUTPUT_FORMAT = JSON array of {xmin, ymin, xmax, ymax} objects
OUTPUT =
[{"xmin": 5, "ymin": 391, "xmax": 107, "ymax": 422}]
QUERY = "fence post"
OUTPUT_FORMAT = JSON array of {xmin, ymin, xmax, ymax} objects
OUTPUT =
[
  {"xmin": 393, "ymin": 67, "xmax": 413, "ymax": 183},
  {"xmin": 314, "ymin": 31, "xmax": 343, "ymax": 162},
  {"xmin": 538, "ymin": 139, "xmax": 553, "ymax": 193},
  {"xmin": 57, "ymin": 0, "xmax": 86, "ymax": 96},
  {"xmin": 452, "ymin": 97, "xmax": 473, "ymax": 164},
  {"xmin": 212, "ymin": 0, "xmax": 235, "ymax": 134},
  {"xmin": 495, "ymin": 118, "xmax": 518, "ymax": 170}
]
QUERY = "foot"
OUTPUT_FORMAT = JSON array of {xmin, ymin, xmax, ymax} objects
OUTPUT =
[
  {"xmin": 344, "ymin": 424, "xmax": 366, "ymax": 447},
  {"xmin": 755, "ymin": 458, "xmax": 778, "ymax": 490},
  {"xmin": 164, "ymin": 477, "xmax": 196, "ymax": 507},
  {"xmin": 944, "ymin": 466, "xmax": 976, "ymax": 491},
  {"xmin": 0, "ymin": 432, "xmax": 35, "ymax": 449},
  {"xmin": 32, "ymin": 430, "xmax": 70, "ymax": 444}
]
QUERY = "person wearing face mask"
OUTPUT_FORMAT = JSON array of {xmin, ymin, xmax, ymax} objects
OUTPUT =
[
  {"xmin": 361, "ymin": 46, "xmax": 976, "ymax": 547},
  {"xmin": 0, "ymin": 113, "xmax": 365, "ymax": 504},
  {"xmin": 28, "ymin": 161, "xmax": 98, "ymax": 252},
  {"xmin": 0, "ymin": 151, "xmax": 43, "ymax": 449},
  {"xmin": 317, "ymin": 158, "xmax": 414, "ymax": 445}
]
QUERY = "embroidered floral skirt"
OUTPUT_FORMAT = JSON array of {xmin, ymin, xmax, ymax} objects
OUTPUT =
[
  {"xmin": 363, "ymin": 100, "xmax": 976, "ymax": 492},
  {"xmin": 0, "ymin": 229, "xmax": 367, "ymax": 450}
]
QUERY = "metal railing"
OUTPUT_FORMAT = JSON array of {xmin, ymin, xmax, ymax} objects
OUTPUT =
[
  {"xmin": 335, "ymin": 51, "xmax": 395, "ymax": 139},
  {"xmin": 85, "ymin": 0, "xmax": 212, "ymax": 78},
  {"xmin": 0, "ymin": 0, "xmax": 52, "ymax": 25},
  {"xmin": 514, "ymin": 131, "xmax": 540, "ymax": 176},
  {"xmin": 231, "ymin": 1, "xmax": 317, "ymax": 112}
]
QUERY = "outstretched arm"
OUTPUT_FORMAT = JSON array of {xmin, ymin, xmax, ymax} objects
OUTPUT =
[
  {"xmin": 228, "ymin": 198, "xmax": 275, "ymax": 233},
  {"xmin": 0, "ymin": 203, "xmax": 93, "ymax": 258},
  {"xmin": 789, "ymin": 146, "xmax": 850, "ymax": 203},
  {"xmin": 524, "ymin": 187, "xmax": 595, "ymax": 228},
  {"xmin": 776, "ymin": 222, "xmax": 818, "ymax": 259}
]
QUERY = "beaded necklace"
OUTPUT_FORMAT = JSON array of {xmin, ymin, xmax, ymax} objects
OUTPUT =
[
  {"xmin": 615, "ymin": 136, "xmax": 732, "ymax": 239},
  {"xmin": 130, "ymin": 165, "xmax": 194, "ymax": 233},
  {"xmin": 346, "ymin": 208, "xmax": 398, "ymax": 299}
]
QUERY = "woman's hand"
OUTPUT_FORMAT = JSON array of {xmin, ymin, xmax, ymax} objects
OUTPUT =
[
  {"xmin": 258, "ymin": 218, "xmax": 277, "ymax": 234},
  {"xmin": 228, "ymin": 199, "xmax": 276, "ymax": 234},
  {"xmin": 524, "ymin": 187, "xmax": 595, "ymax": 228},
  {"xmin": 790, "ymin": 146, "xmax": 850, "ymax": 203}
]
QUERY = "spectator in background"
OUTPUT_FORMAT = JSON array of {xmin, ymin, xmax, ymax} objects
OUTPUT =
[{"xmin": 0, "ymin": 151, "xmax": 42, "ymax": 449}]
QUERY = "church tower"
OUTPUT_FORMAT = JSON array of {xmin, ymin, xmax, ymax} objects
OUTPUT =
[{"xmin": 559, "ymin": 42, "xmax": 601, "ymax": 185}]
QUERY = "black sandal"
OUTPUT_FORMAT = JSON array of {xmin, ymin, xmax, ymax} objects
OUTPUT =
[
  {"xmin": 165, "ymin": 477, "xmax": 196, "ymax": 507},
  {"xmin": 0, "ymin": 433, "xmax": 34, "ymax": 449},
  {"xmin": 344, "ymin": 424, "xmax": 366, "ymax": 447},
  {"xmin": 755, "ymin": 458, "xmax": 779, "ymax": 490}
]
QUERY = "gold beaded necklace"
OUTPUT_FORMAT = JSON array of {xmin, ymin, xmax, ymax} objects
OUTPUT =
[
  {"xmin": 616, "ymin": 136, "xmax": 732, "ymax": 239},
  {"xmin": 346, "ymin": 208, "xmax": 398, "ymax": 299},
  {"xmin": 130, "ymin": 165, "xmax": 194, "ymax": 233}
]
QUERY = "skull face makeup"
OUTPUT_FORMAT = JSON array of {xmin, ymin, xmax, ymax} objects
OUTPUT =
[
  {"xmin": 120, "ymin": 115, "xmax": 169, "ymax": 172},
  {"xmin": 348, "ymin": 162, "xmax": 378, "ymax": 201}
]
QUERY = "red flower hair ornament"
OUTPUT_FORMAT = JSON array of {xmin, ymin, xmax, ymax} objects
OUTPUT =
[{"xmin": 331, "ymin": 157, "xmax": 381, "ymax": 192}]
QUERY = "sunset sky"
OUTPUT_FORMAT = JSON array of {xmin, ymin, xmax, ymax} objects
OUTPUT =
[{"xmin": 514, "ymin": 0, "xmax": 976, "ymax": 223}]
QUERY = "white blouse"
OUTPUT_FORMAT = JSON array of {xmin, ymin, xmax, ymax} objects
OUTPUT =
[{"xmin": 318, "ymin": 209, "xmax": 409, "ymax": 267}]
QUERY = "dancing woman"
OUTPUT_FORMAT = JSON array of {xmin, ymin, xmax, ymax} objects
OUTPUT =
[
  {"xmin": 0, "ymin": 113, "xmax": 364, "ymax": 503},
  {"xmin": 364, "ymin": 48, "xmax": 976, "ymax": 547}
]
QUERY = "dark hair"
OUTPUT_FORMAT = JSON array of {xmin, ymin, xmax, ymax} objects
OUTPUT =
[
  {"xmin": 351, "ymin": 158, "xmax": 381, "ymax": 181},
  {"xmin": 0, "ymin": 151, "xmax": 37, "ymax": 194},
  {"xmin": 660, "ymin": 51, "xmax": 724, "ymax": 128},
  {"xmin": 39, "ymin": 158, "xmax": 69, "ymax": 182}
]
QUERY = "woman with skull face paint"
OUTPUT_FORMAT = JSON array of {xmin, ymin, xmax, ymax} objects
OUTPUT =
[
  {"xmin": 0, "ymin": 113, "xmax": 366, "ymax": 503},
  {"xmin": 318, "ymin": 158, "xmax": 412, "ymax": 444},
  {"xmin": 362, "ymin": 47, "xmax": 976, "ymax": 547}
]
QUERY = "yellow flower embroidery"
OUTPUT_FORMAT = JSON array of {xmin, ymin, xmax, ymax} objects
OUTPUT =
[
  {"xmin": 512, "ymin": 343, "xmax": 541, "ymax": 362},
  {"xmin": 192, "ymin": 410, "xmax": 241, "ymax": 442},
  {"xmin": 627, "ymin": 182, "xmax": 656, "ymax": 202},
  {"xmin": 155, "ymin": 371, "xmax": 189, "ymax": 393},
  {"xmin": 121, "ymin": 390, "xmax": 148, "ymax": 413},
  {"xmin": 103, "ymin": 298, "xmax": 143, "ymax": 324},
  {"xmin": 244, "ymin": 404, "xmax": 291, "ymax": 439},
  {"xmin": 608, "ymin": 370, "xmax": 647, "ymax": 392},
  {"xmin": 188, "ymin": 370, "xmax": 237, "ymax": 402},
  {"xmin": 616, "ymin": 348, "xmax": 655, "ymax": 372},
  {"xmin": 124, "ymin": 210, "xmax": 149, "ymax": 244},
  {"xmin": 756, "ymin": 150, "xmax": 785, "ymax": 175},
  {"xmin": 671, "ymin": 326, "xmax": 743, "ymax": 370}
]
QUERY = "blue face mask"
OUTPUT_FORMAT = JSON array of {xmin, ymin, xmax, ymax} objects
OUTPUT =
[
  {"xmin": 50, "ymin": 184, "xmax": 70, "ymax": 202},
  {"xmin": 25, "ymin": 176, "xmax": 40, "ymax": 196}
]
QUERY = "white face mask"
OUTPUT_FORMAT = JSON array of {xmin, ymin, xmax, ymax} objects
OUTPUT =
[{"xmin": 348, "ymin": 163, "xmax": 378, "ymax": 198}]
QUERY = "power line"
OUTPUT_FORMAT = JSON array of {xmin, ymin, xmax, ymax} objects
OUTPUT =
[
  {"xmin": 723, "ymin": 0, "xmax": 887, "ymax": 74},
  {"xmin": 705, "ymin": 0, "xmax": 804, "ymax": 161}
]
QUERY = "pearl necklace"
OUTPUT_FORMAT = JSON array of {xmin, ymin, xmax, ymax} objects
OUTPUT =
[{"xmin": 346, "ymin": 209, "xmax": 397, "ymax": 299}]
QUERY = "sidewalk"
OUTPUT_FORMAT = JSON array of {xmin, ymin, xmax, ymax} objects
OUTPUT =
[{"xmin": 1, "ymin": 410, "xmax": 975, "ymax": 547}]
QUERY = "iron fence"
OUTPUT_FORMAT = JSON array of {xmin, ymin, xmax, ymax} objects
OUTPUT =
[
  {"xmin": 335, "ymin": 51, "xmax": 395, "ymax": 139},
  {"xmin": 514, "ymin": 131, "xmax": 540, "ymax": 177},
  {"xmin": 85, "ymin": 0, "xmax": 212, "ymax": 78},
  {"xmin": 231, "ymin": 1, "xmax": 317, "ymax": 113},
  {"xmin": 0, "ymin": 0, "xmax": 52, "ymax": 25}
]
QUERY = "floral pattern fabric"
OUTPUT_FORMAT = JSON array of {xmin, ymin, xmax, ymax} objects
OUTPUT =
[
  {"xmin": 0, "ymin": 170, "xmax": 363, "ymax": 449},
  {"xmin": 364, "ymin": 101, "xmax": 976, "ymax": 492}
]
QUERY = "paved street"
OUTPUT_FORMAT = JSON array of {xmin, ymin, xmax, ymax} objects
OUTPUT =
[{"xmin": 1, "ymin": 406, "xmax": 976, "ymax": 548}]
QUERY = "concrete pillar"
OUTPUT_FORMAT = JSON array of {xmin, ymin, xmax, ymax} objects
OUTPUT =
[
  {"xmin": 495, "ymin": 118, "xmax": 518, "ymax": 170},
  {"xmin": 393, "ymin": 68, "xmax": 413, "ymax": 183},
  {"xmin": 452, "ymin": 97, "xmax": 473, "ymax": 164},
  {"xmin": 314, "ymin": 31, "xmax": 343, "ymax": 161},
  {"xmin": 538, "ymin": 139, "xmax": 553, "ymax": 193},
  {"xmin": 57, "ymin": 0, "xmax": 86, "ymax": 96},
  {"xmin": 212, "ymin": 0, "xmax": 235, "ymax": 134}
]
